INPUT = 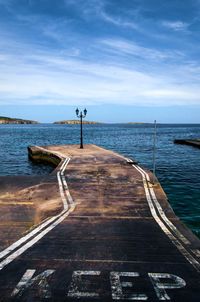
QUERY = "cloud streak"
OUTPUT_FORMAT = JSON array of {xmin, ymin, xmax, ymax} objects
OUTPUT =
[
  {"xmin": 0, "ymin": 39, "xmax": 200, "ymax": 107},
  {"xmin": 0, "ymin": 0, "xmax": 199, "ymax": 110},
  {"xmin": 162, "ymin": 20, "xmax": 189, "ymax": 32},
  {"xmin": 100, "ymin": 11, "xmax": 139, "ymax": 30},
  {"xmin": 100, "ymin": 38, "xmax": 179, "ymax": 61}
]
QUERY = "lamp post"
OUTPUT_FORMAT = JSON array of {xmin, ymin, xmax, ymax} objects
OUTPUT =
[
  {"xmin": 76, "ymin": 108, "xmax": 87, "ymax": 149},
  {"xmin": 152, "ymin": 120, "xmax": 157, "ymax": 184}
]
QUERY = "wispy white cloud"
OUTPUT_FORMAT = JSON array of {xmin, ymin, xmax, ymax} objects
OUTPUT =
[
  {"xmin": 41, "ymin": 19, "xmax": 74, "ymax": 44},
  {"xmin": 64, "ymin": 0, "xmax": 104, "ymax": 19},
  {"xmin": 64, "ymin": 0, "xmax": 139, "ymax": 30},
  {"xmin": 0, "ymin": 43, "xmax": 200, "ymax": 107},
  {"xmin": 101, "ymin": 39, "xmax": 170, "ymax": 60},
  {"xmin": 162, "ymin": 20, "xmax": 189, "ymax": 32},
  {"xmin": 100, "ymin": 11, "xmax": 139, "ymax": 30},
  {"xmin": 0, "ymin": 0, "xmax": 199, "ymax": 110},
  {"xmin": 141, "ymin": 88, "xmax": 199, "ymax": 100}
]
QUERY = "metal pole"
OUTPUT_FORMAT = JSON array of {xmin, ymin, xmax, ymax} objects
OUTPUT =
[
  {"xmin": 153, "ymin": 120, "xmax": 157, "ymax": 180},
  {"xmin": 80, "ymin": 113, "xmax": 83, "ymax": 149}
]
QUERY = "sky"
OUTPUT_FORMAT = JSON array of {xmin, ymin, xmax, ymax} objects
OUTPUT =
[{"xmin": 0, "ymin": 0, "xmax": 200, "ymax": 123}]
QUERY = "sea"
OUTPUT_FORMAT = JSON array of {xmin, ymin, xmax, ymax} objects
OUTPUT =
[{"xmin": 0, "ymin": 123, "xmax": 200, "ymax": 238}]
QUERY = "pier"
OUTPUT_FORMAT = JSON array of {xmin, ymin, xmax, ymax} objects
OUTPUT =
[
  {"xmin": 174, "ymin": 139, "xmax": 200, "ymax": 149},
  {"xmin": 0, "ymin": 144, "xmax": 199, "ymax": 301}
]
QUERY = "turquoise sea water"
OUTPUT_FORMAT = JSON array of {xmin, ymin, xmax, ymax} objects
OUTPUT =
[{"xmin": 0, "ymin": 123, "xmax": 200, "ymax": 238}]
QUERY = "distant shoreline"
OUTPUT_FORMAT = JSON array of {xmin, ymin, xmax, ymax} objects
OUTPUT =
[
  {"xmin": 54, "ymin": 120, "xmax": 101, "ymax": 125},
  {"xmin": 0, "ymin": 117, "xmax": 200, "ymax": 125},
  {"xmin": 0, "ymin": 116, "xmax": 38, "ymax": 124}
]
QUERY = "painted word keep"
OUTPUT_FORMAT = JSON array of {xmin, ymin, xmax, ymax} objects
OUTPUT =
[{"xmin": 12, "ymin": 270, "xmax": 186, "ymax": 300}]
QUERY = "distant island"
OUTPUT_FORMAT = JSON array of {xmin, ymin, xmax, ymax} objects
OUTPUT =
[
  {"xmin": 54, "ymin": 120, "xmax": 100, "ymax": 125},
  {"xmin": 127, "ymin": 122, "xmax": 152, "ymax": 124},
  {"xmin": 0, "ymin": 116, "xmax": 38, "ymax": 124}
]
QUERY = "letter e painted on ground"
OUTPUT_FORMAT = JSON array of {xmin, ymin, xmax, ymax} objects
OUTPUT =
[
  {"xmin": 110, "ymin": 272, "xmax": 148, "ymax": 300},
  {"xmin": 68, "ymin": 270, "xmax": 101, "ymax": 298}
]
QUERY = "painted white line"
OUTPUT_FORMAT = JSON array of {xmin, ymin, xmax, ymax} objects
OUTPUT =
[
  {"xmin": 132, "ymin": 164, "xmax": 200, "ymax": 272},
  {"xmin": 192, "ymin": 249, "xmax": 200, "ymax": 257},
  {"xmin": 60, "ymin": 158, "xmax": 74, "ymax": 204},
  {"xmin": 61, "ymin": 157, "xmax": 70, "ymax": 171},
  {"xmin": 0, "ymin": 215, "xmax": 59, "ymax": 261},
  {"xmin": 61, "ymin": 175, "xmax": 74, "ymax": 204},
  {"xmin": 59, "ymin": 156, "xmax": 70, "ymax": 173},
  {"xmin": 0, "ymin": 157, "xmax": 70, "ymax": 262},
  {"xmin": 57, "ymin": 157, "xmax": 72, "ymax": 208},
  {"xmin": 125, "ymin": 158, "xmax": 134, "ymax": 163},
  {"xmin": 136, "ymin": 165, "xmax": 190, "ymax": 246},
  {"xmin": 57, "ymin": 161, "xmax": 69, "ymax": 210},
  {"xmin": 0, "ymin": 205, "xmax": 76, "ymax": 271},
  {"xmin": 0, "ymin": 155, "xmax": 75, "ymax": 270}
]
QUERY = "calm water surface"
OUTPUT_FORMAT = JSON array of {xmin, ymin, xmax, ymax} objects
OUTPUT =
[{"xmin": 0, "ymin": 123, "xmax": 200, "ymax": 238}]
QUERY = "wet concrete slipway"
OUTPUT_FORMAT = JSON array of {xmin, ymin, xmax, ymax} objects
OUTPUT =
[{"xmin": 0, "ymin": 144, "xmax": 199, "ymax": 301}]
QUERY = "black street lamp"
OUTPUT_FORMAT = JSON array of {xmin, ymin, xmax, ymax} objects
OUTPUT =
[{"xmin": 76, "ymin": 108, "xmax": 87, "ymax": 149}]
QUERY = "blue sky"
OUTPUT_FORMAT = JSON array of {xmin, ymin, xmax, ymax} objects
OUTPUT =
[{"xmin": 0, "ymin": 0, "xmax": 200, "ymax": 122}]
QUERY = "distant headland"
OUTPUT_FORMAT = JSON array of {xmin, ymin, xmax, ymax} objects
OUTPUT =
[
  {"xmin": 0, "ymin": 116, "xmax": 38, "ymax": 124},
  {"xmin": 0, "ymin": 117, "xmax": 152, "ymax": 125},
  {"xmin": 54, "ymin": 120, "xmax": 100, "ymax": 125}
]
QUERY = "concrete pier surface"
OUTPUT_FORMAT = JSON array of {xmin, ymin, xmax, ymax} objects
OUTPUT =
[
  {"xmin": 0, "ymin": 144, "xmax": 200, "ymax": 301},
  {"xmin": 174, "ymin": 139, "xmax": 200, "ymax": 149}
]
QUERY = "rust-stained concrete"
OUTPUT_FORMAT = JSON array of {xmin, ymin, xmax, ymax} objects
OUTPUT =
[
  {"xmin": 0, "ymin": 175, "xmax": 62, "ymax": 251},
  {"xmin": 0, "ymin": 144, "xmax": 200, "ymax": 301}
]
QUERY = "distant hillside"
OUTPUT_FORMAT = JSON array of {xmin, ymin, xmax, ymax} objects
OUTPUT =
[
  {"xmin": 54, "ymin": 120, "xmax": 100, "ymax": 125},
  {"xmin": 0, "ymin": 116, "xmax": 38, "ymax": 124}
]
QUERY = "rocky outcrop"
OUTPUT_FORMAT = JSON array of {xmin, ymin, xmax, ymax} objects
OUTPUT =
[{"xmin": 54, "ymin": 119, "xmax": 100, "ymax": 125}]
